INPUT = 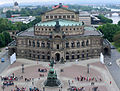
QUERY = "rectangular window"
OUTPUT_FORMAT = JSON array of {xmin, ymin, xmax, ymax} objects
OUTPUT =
[
  {"xmin": 72, "ymin": 15, "xmax": 74, "ymax": 18},
  {"xmin": 63, "ymin": 15, "xmax": 66, "ymax": 18},
  {"xmin": 67, "ymin": 15, "xmax": 70, "ymax": 18},
  {"xmin": 50, "ymin": 16, "xmax": 53, "ymax": 19},
  {"xmin": 55, "ymin": 16, "xmax": 57, "ymax": 19},
  {"xmin": 46, "ymin": 16, "xmax": 49, "ymax": 19},
  {"xmin": 57, "ymin": 44, "xmax": 59, "ymax": 49},
  {"xmin": 59, "ymin": 16, "xmax": 61, "ymax": 19}
]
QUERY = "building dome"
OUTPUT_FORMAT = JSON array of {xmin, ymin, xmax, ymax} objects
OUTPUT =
[{"xmin": 14, "ymin": 2, "xmax": 18, "ymax": 6}]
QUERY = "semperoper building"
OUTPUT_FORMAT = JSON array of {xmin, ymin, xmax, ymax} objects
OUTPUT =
[{"xmin": 8, "ymin": 3, "xmax": 111, "ymax": 62}]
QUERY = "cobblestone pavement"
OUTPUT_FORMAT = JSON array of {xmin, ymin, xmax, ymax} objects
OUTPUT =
[{"xmin": 0, "ymin": 58, "xmax": 119, "ymax": 91}]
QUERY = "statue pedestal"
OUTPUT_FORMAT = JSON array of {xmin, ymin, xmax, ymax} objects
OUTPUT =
[{"xmin": 44, "ymin": 68, "xmax": 61, "ymax": 87}]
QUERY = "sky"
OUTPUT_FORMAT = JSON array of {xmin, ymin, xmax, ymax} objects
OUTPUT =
[{"xmin": 0, "ymin": 0, "xmax": 120, "ymax": 5}]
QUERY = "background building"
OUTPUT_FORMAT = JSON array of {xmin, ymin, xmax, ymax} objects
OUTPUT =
[
  {"xmin": 79, "ymin": 11, "xmax": 91, "ymax": 26},
  {"xmin": 3, "ymin": 1, "xmax": 21, "ymax": 13}
]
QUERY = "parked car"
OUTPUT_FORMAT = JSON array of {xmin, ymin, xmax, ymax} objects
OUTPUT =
[
  {"xmin": 108, "ymin": 62, "xmax": 112, "ymax": 66},
  {"xmin": 1, "ymin": 58, "xmax": 5, "ymax": 62}
]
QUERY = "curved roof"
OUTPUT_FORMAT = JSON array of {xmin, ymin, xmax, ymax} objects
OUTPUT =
[{"xmin": 36, "ymin": 19, "xmax": 83, "ymax": 27}]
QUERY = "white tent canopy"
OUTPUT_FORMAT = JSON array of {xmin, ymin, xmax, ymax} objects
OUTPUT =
[
  {"xmin": 100, "ymin": 53, "xmax": 104, "ymax": 64},
  {"xmin": 10, "ymin": 53, "xmax": 16, "ymax": 64}
]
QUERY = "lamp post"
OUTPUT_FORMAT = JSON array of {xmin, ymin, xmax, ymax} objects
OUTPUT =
[
  {"xmin": 1, "ymin": 85, "xmax": 5, "ymax": 91},
  {"xmin": 43, "ymin": 86, "xmax": 45, "ymax": 91},
  {"xmin": 22, "ymin": 64, "xmax": 24, "ymax": 73},
  {"xmin": 87, "ymin": 64, "xmax": 90, "ymax": 74}
]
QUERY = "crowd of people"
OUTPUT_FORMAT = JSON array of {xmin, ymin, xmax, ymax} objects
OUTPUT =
[
  {"xmin": 75, "ymin": 75, "xmax": 102, "ymax": 82},
  {"xmin": 11, "ymin": 85, "xmax": 26, "ymax": 91},
  {"xmin": 68, "ymin": 86, "xmax": 85, "ymax": 91},
  {"xmin": 38, "ymin": 68, "xmax": 47, "ymax": 72},
  {"xmin": 1, "ymin": 73, "xmax": 18, "ymax": 86}
]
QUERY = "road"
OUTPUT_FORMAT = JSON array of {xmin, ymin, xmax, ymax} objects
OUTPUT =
[
  {"xmin": 0, "ymin": 50, "xmax": 10, "ymax": 74},
  {"xmin": 105, "ymin": 49, "xmax": 120, "ymax": 90}
]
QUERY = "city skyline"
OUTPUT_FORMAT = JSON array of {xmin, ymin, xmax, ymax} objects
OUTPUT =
[{"xmin": 0, "ymin": 0, "xmax": 120, "ymax": 6}]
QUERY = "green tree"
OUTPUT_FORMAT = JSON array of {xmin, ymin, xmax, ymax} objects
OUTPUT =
[
  {"xmin": 2, "ymin": 31, "xmax": 12, "ymax": 45},
  {"xmin": 6, "ymin": 10, "xmax": 12, "ymax": 18},
  {"xmin": 113, "ymin": 31, "xmax": 120, "ymax": 47},
  {"xmin": 98, "ymin": 14, "xmax": 113, "ymax": 23},
  {"xmin": 97, "ymin": 23, "xmax": 120, "ymax": 42},
  {"xmin": 118, "ymin": 21, "xmax": 120, "ymax": 26},
  {"xmin": 0, "ymin": 33, "xmax": 5, "ymax": 47}
]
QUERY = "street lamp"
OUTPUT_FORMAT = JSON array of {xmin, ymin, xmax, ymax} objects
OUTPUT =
[
  {"xmin": 87, "ymin": 64, "xmax": 90, "ymax": 74},
  {"xmin": 43, "ymin": 86, "xmax": 45, "ymax": 91},
  {"xmin": 22, "ymin": 64, "xmax": 24, "ymax": 73},
  {"xmin": 1, "ymin": 85, "xmax": 5, "ymax": 91}
]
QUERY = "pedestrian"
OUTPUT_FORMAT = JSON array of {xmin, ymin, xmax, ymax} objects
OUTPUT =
[{"xmin": 110, "ymin": 81, "xmax": 112, "ymax": 85}]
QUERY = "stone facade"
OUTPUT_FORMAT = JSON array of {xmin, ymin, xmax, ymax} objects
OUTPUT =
[
  {"xmin": 8, "ymin": 4, "xmax": 110, "ymax": 62},
  {"xmin": 41, "ymin": 8, "xmax": 79, "ymax": 22}
]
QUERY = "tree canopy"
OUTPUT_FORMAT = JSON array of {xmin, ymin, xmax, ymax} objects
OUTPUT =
[
  {"xmin": 98, "ymin": 14, "xmax": 113, "ymax": 23},
  {"xmin": 97, "ymin": 23, "xmax": 120, "ymax": 42},
  {"xmin": 0, "ymin": 31, "xmax": 12, "ymax": 47}
]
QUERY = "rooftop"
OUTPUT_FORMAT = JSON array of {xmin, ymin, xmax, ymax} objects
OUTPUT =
[
  {"xmin": 17, "ymin": 26, "xmax": 102, "ymax": 38},
  {"xmin": 35, "ymin": 19, "xmax": 83, "ymax": 27}
]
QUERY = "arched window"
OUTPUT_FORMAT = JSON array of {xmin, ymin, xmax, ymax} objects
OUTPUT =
[
  {"xmin": 42, "ymin": 55, "xmax": 45, "ymax": 59},
  {"xmin": 82, "ymin": 50, "xmax": 84, "ymax": 53},
  {"xmin": 71, "ymin": 42, "xmax": 75, "ymax": 48},
  {"xmin": 33, "ymin": 54, "xmax": 35, "ymax": 58},
  {"xmin": 66, "ymin": 52, "xmax": 69, "ymax": 55},
  {"xmin": 72, "ymin": 52, "xmax": 75, "ymax": 59},
  {"xmin": 29, "ymin": 40, "xmax": 31, "ymax": 46},
  {"xmin": 33, "ymin": 41, "xmax": 35, "ymax": 47},
  {"xmin": 47, "ymin": 56, "xmax": 50, "ymax": 60},
  {"xmin": 77, "ymin": 55, "xmax": 80, "ymax": 59},
  {"xmin": 29, "ymin": 54, "xmax": 31, "ymax": 57},
  {"xmin": 66, "ymin": 56, "xmax": 69, "ymax": 60},
  {"xmin": 66, "ymin": 42, "xmax": 69, "ymax": 48},
  {"xmin": 77, "ymin": 41, "xmax": 80, "ymax": 48},
  {"xmin": 41, "ymin": 42, "xmax": 45, "ymax": 48},
  {"xmin": 86, "ymin": 40, "xmax": 89, "ymax": 46},
  {"xmin": 82, "ymin": 41, "xmax": 84, "ymax": 47},
  {"xmin": 82, "ymin": 54, "xmax": 84, "ymax": 58},
  {"xmin": 37, "ymin": 41, "xmax": 40, "ymax": 47},
  {"xmin": 47, "ymin": 42, "xmax": 50, "ymax": 48},
  {"xmin": 86, "ymin": 53, "xmax": 88, "ymax": 58},
  {"xmin": 42, "ymin": 52, "xmax": 45, "ymax": 59},
  {"xmin": 38, "ymin": 55, "xmax": 40, "ymax": 59}
]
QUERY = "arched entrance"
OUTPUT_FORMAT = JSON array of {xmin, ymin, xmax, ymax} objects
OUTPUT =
[
  {"xmin": 104, "ymin": 48, "xmax": 109, "ymax": 55},
  {"xmin": 55, "ymin": 53, "xmax": 60, "ymax": 61}
]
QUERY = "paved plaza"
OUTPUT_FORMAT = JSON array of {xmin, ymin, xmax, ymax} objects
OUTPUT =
[{"xmin": 0, "ymin": 58, "xmax": 119, "ymax": 91}]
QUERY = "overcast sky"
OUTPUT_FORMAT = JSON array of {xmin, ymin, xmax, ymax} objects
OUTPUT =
[{"xmin": 0, "ymin": 0, "xmax": 119, "ymax": 5}]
